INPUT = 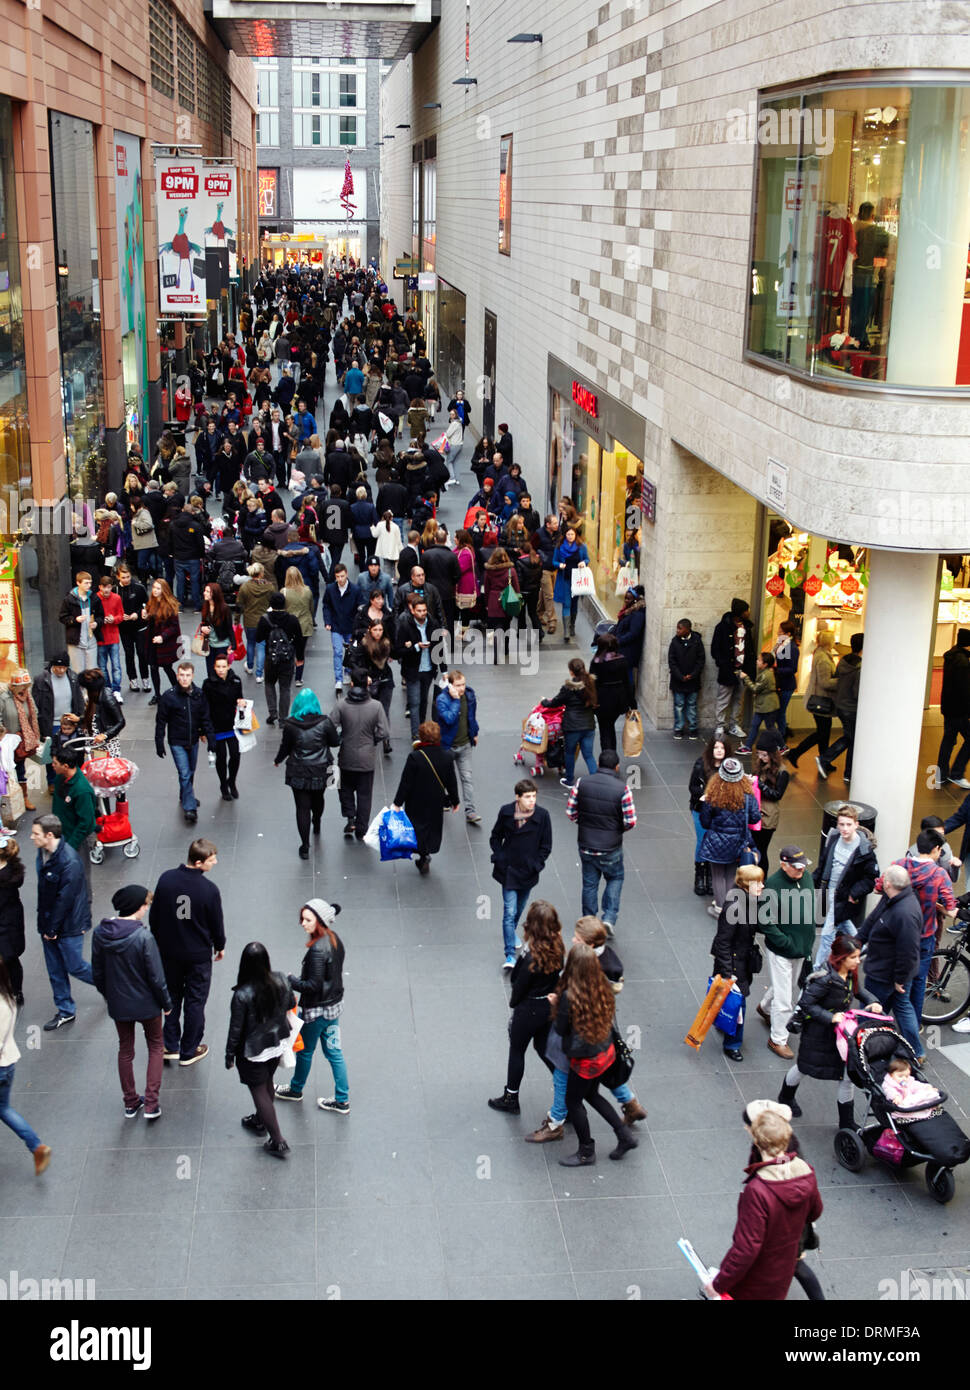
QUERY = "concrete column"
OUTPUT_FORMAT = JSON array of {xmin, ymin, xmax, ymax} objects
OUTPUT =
[{"xmin": 850, "ymin": 548, "xmax": 938, "ymax": 862}]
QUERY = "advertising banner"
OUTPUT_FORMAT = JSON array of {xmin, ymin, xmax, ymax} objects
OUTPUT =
[
  {"xmin": 114, "ymin": 132, "xmax": 149, "ymax": 456},
  {"xmin": 156, "ymin": 160, "xmax": 238, "ymax": 315},
  {"xmin": 258, "ymin": 169, "xmax": 278, "ymax": 219}
]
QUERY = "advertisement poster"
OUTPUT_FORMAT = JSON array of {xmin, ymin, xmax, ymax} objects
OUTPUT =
[
  {"xmin": 258, "ymin": 169, "xmax": 278, "ymax": 218},
  {"xmin": 156, "ymin": 160, "xmax": 238, "ymax": 315},
  {"xmin": 114, "ymin": 133, "xmax": 149, "ymax": 457}
]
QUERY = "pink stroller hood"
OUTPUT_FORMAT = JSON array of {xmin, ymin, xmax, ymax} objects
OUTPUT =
[{"xmin": 835, "ymin": 1008, "xmax": 891, "ymax": 1063}]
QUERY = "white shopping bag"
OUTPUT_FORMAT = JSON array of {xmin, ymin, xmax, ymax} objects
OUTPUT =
[{"xmin": 363, "ymin": 806, "xmax": 389, "ymax": 851}]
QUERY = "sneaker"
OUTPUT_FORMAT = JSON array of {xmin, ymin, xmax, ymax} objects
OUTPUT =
[
  {"xmin": 707, "ymin": 903, "xmax": 721, "ymax": 917},
  {"xmin": 687, "ymin": 730, "xmax": 700, "ymax": 740},
  {"xmin": 335, "ymin": 684, "xmax": 343, "ymax": 698},
  {"xmin": 256, "ymin": 676, "xmax": 263, "ymax": 685},
  {"xmin": 115, "ymin": 692, "xmax": 124, "ymax": 704},
  {"xmin": 950, "ymin": 777, "xmax": 970, "ymax": 790},
  {"xmin": 43, "ymin": 1012, "xmax": 75, "ymax": 1031},
  {"xmin": 728, "ymin": 725, "xmax": 745, "ymax": 738},
  {"xmin": 343, "ymin": 819, "xmax": 355, "ymax": 838},
  {"xmin": 264, "ymin": 1138, "xmax": 290, "ymax": 1158},
  {"xmin": 465, "ymin": 813, "xmax": 482, "ymax": 825},
  {"xmin": 266, "ymin": 715, "xmax": 277, "ymax": 726},
  {"xmin": 179, "ymin": 1043, "xmax": 208, "ymax": 1067},
  {"xmin": 245, "ymin": 667, "xmax": 254, "ymax": 677},
  {"xmin": 163, "ymin": 1050, "xmax": 180, "ymax": 1062},
  {"xmin": 241, "ymin": 1112, "xmax": 266, "ymax": 1134},
  {"xmin": 559, "ymin": 777, "xmax": 574, "ymax": 789},
  {"xmin": 144, "ymin": 1108, "xmax": 161, "ymax": 1121},
  {"xmin": 33, "ymin": 1144, "xmax": 52, "ymax": 1175},
  {"xmin": 602, "ymin": 921, "xmax": 615, "ymax": 939},
  {"xmin": 317, "ymin": 1097, "xmax": 350, "ymax": 1115},
  {"xmin": 142, "ymin": 678, "xmax": 152, "ymax": 692},
  {"xmin": 735, "ymin": 744, "xmax": 752, "ymax": 755},
  {"xmin": 672, "ymin": 730, "xmax": 684, "ymax": 741},
  {"xmin": 274, "ymin": 1084, "xmax": 303, "ymax": 1102},
  {"xmin": 124, "ymin": 1096, "xmax": 145, "ymax": 1119},
  {"xmin": 952, "ymin": 1016, "xmax": 970, "ymax": 1033},
  {"xmin": 502, "ymin": 955, "xmax": 516, "ymax": 970},
  {"xmin": 129, "ymin": 681, "xmax": 140, "ymax": 693},
  {"xmin": 184, "ymin": 809, "xmax": 198, "ymax": 825}
]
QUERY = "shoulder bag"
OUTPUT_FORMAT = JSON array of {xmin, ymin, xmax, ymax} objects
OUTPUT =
[{"xmin": 420, "ymin": 749, "xmax": 452, "ymax": 806}]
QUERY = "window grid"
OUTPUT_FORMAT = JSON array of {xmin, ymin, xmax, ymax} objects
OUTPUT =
[
  {"xmin": 176, "ymin": 18, "xmax": 195, "ymax": 112},
  {"xmin": 148, "ymin": 0, "xmax": 174, "ymax": 99},
  {"xmin": 257, "ymin": 111, "xmax": 279, "ymax": 146},
  {"xmin": 292, "ymin": 113, "xmax": 361, "ymax": 147},
  {"xmin": 257, "ymin": 69, "xmax": 279, "ymax": 107},
  {"xmin": 220, "ymin": 69, "xmax": 232, "ymax": 137}
]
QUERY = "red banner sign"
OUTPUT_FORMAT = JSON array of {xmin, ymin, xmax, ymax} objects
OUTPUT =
[{"xmin": 571, "ymin": 381, "xmax": 598, "ymax": 418}]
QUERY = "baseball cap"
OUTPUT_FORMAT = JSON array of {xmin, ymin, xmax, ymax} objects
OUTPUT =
[{"xmin": 779, "ymin": 845, "xmax": 811, "ymax": 868}]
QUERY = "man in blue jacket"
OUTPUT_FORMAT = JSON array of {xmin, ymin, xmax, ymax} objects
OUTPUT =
[
  {"xmin": 489, "ymin": 779, "xmax": 553, "ymax": 969},
  {"xmin": 322, "ymin": 563, "xmax": 362, "ymax": 697},
  {"xmin": 435, "ymin": 670, "xmax": 481, "ymax": 826},
  {"xmin": 31, "ymin": 813, "xmax": 94, "ymax": 1031}
]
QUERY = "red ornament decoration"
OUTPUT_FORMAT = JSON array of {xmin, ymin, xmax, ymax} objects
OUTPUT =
[
  {"xmin": 840, "ymin": 574, "xmax": 860, "ymax": 596},
  {"xmin": 803, "ymin": 574, "xmax": 822, "ymax": 596},
  {"xmin": 766, "ymin": 573, "xmax": 785, "ymax": 597}
]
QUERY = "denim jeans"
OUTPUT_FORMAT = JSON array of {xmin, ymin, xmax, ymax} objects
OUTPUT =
[
  {"xmin": 745, "ymin": 709, "xmax": 781, "ymax": 748},
  {"xmin": 97, "ymin": 643, "xmax": 122, "ymax": 694},
  {"xmin": 673, "ymin": 690, "xmax": 698, "ymax": 733},
  {"xmin": 579, "ymin": 847, "xmax": 625, "ymax": 926},
  {"xmin": 174, "ymin": 558, "xmax": 202, "ymax": 609},
  {"xmin": 42, "ymin": 933, "xmax": 94, "ymax": 1015},
  {"xmin": 501, "ymin": 887, "xmax": 529, "ymax": 959},
  {"xmin": 290, "ymin": 1015, "xmax": 349, "ymax": 1102},
  {"xmin": 866, "ymin": 976, "xmax": 923, "ymax": 1059},
  {"xmin": 405, "ymin": 670, "xmax": 435, "ymax": 739},
  {"xmin": 777, "ymin": 687, "xmax": 795, "ymax": 732},
  {"xmin": 550, "ymin": 1065, "xmax": 633, "ymax": 1125},
  {"xmin": 244, "ymin": 629, "xmax": 266, "ymax": 679},
  {"xmin": 331, "ymin": 630, "xmax": 349, "ymax": 685},
  {"xmin": 0, "ymin": 1063, "xmax": 41, "ymax": 1152},
  {"xmin": 563, "ymin": 728, "xmax": 597, "ymax": 783},
  {"xmin": 814, "ymin": 917, "xmax": 857, "ymax": 969},
  {"xmin": 170, "ymin": 742, "xmax": 200, "ymax": 812},
  {"xmin": 907, "ymin": 932, "xmax": 937, "ymax": 1029},
  {"xmin": 452, "ymin": 743, "xmax": 477, "ymax": 816}
]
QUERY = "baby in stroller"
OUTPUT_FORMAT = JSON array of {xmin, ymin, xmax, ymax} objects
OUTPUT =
[{"xmin": 881, "ymin": 1057, "xmax": 943, "ymax": 1120}]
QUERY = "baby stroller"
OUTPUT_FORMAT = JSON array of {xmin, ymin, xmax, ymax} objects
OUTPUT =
[
  {"xmin": 833, "ymin": 1009, "xmax": 970, "ymax": 1203},
  {"xmin": 514, "ymin": 704, "xmax": 564, "ymax": 777},
  {"xmin": 67, "ymin": 735, "xmax": 141, "ymax": 863}
]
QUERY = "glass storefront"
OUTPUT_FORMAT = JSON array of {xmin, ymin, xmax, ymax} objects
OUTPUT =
[
  {"xmin": 49, "ymin": 112, "xmax": 106, "ymax": 500},
  {"xmin": 549, "ymin": 391, "xmax": 643, "ymax": 619},
  {"xmin": 114, "ymin": 133, "xmax": 149, "ymax": 458},
  {"xmin": 437, "ymin": 279, "xmax": 466, "ymax": 401},
  {"xmin": 748, "ymin": 81, "xmax": 970, "ymax": 388}
]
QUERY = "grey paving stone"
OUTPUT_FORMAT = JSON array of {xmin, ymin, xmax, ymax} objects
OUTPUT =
[
  {"xmin": 558, "ymin": 1194, "xmax": 685, "ymax": 1272},
  {"xmin": 196, "ymin": 1142, "xmax": 316, "ymax": 1210},
  {"xmin": 187, "ymin": 1208, "xmax": 316, "ymax": 1289},
  {"xmin": 447, "ymin": 1271, "xmax": 578, "ymax": 1299},
  {"xmin": 316, "ymin": 1205, "xmax": 444, "ymax": 1279},
  {"xmin": 75, "ymin": 1146, "xmax": 201, "ymax": 1215},
  {"xmin": 436, "ymin": 1200, "xmax": 566, "ymax": 1275},
  {"xmin": 63, "ymin": 1213, "xmax": 194, "ymax": 1289},
  {"xmin": 314, "ymin": 1138, "xmax": 434, "ymax": 1208}
]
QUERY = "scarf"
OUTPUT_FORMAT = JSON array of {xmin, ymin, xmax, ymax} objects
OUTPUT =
[
  {"xmin": 559, "ymin": 538, "xmax": 579, "ymax": 560},
  {"xmin": 9, "ymin": 689, "xmax": 40, "ymax": 755}
]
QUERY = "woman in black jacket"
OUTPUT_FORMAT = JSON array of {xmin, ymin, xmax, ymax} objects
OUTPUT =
[
  {"xmin": 777, "ymin": 933, "xmax": 881, "ymax": 1129},
  {"xmin": 710, "ymin": 865, "xmax": 766, "ymax": 1061},
  {"xmin": 488, "ymin": 901, "xmax": 564, "ymax": 1114},
  {"xmin": 689, "ymin": 733, "xmax": 734, "ymax": 897},
  {"xmin": 541, "ymin": 657, "xmax": 598, "ymax": 788},
  {"xmin": 274, "ymin": 900, "xmax": 349, "ymax": 1112},
  {"xmin": 589, "ymin": 634, "xmax": 632, "ymax": 753},
  {"xmin": 515, "ymin": 545, "xmax": 544, "ymax": 639},
  {"xmin": 77, "ymin": 668, "xmax": 125, "ymax": 750},
  {"xmin": 345, "ymin": 618, "xmax": 394, "ymax": 753},
  {"xmin": 750, "ymin": 731, "xmax": 790, "ymax": 875},
  {"xmin": 201, "ymin": 654, "xmax": 245, "ymax": 801},
  {"xmin": 273, "ymin": 688, "xmax": 341, "ymax": 860},
  {"xmin": 392, "ymin": 720, "xmax": 460, "ymax": 875},
  {"xmin": 225, "ymin": 942, "xmax": 296, "ymax": 1158},
  {"xmin": 0, "ymin": 839, "xmax": 26, "ymax": 1005}
]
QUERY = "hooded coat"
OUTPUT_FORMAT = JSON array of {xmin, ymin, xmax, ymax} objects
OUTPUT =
[
  {"xmin": 711, "ymin": 607, "xmax": 756, "ymax": 686},
  {"xmin": 712, "ymin": 1152, "xmax": 823, "ymax": 1300},
  {"xmin": 813, "ymin": 826, "xmax": 879, "ymax": 930},
  {"xmin": 794, "ymin": 961, "xmax": 878, "ymax": 1080},
  {"xmin": 275, "ymin": 712, "xmax": 341, "ymax": 791},
  {"xmin": 91, "ymin": 916, "xmax": 172, "ymax": 1021},
  {"xmin": 331, "ymin": 687, "xmax": 389, "ymax": 772}
]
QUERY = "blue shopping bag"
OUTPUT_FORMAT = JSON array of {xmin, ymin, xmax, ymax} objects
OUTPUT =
[
  {"xmin": 378, "ymin": 808, "xmax": 418, "ymax": 861},
  {"xmin": 707, "ymin": 976, "xmax": 743, "ymax": 1034}
]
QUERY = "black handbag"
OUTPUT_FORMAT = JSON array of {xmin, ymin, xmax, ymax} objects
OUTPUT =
[
  {"xmin": 806, "ymin": 694, "xmax": 834, "ymax": 716},
  {"xmin": 601, "ymin": 1024, "xmax": 635, "ymax": 1090}
]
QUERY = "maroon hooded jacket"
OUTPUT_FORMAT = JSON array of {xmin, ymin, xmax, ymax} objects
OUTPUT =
[{"xmin": 712, "ymin": 1152, "xmax": 823, "ymax": 1300}]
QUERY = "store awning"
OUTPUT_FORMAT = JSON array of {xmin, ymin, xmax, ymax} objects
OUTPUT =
[{"xmin": 204, "ymin": 0, "xmax": 439, "ymax": 59}]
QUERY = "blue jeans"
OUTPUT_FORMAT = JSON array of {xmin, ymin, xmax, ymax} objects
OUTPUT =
[
  {"xmin": 244, "ymin": 628, "xmax": 265, "ymax": 678},
  {"xmin": 563, "ymin": 728, "xmax": 597, "ymax": 783},
  {"xmin": 170, "ymin": 743, "xmax": 200, "ymax": 812},
  {"xmin": 673, "ymin": 690, "xmax": 698, "ymax": 733},
  {"xmin": 692, "ymin": 809, "xmax": 705, "ymax": 861},
  {"xmin": 0, "ymin": 1064, "xmax": 41, "ymax": 1153},
  {"xmin": 777, "ymin": 687, "xmax": 795, "ymax": 732},
  {"xmin": 580, "ymin": 847, "xmax": 625, "ymax": 927},
  {"xmin": 866, "ymin": 976, "xmax": 923, "ymax": 1060},
  {"xmin": 745, "ymin": 709, "xmax": 781, "ymax": 748},
  {"xmin": 501, "ymin": 887, "xmax": 529, "ymax": 959},
  {"xmin": 42, "ymin": 933, "xmax": 94, "ymax": 1015},
  {"xmin": 815, "ymin": 917, "xmax": 857, "ymax": 969},
  {"xmin": 290, "ymin": 1015, "xmax": 349, "ymax": 1102},
  {"xmin": 331, "ymin": 630, "xmax": 349, "ymax": 685},
  {"xmin": 97, "ymin": 643, "xmax": 122, "ymax": 694},
  {"xmin": 550, "ymin": 1066, "xmax": 633, "ymax": 1125},
  {"xmin": 174, "ymin": 558, "xmax": 202, "ymax": 609},
  {"xmin": 908, "ymin": 932, "xmax": 937, "ymax": 1029},
  {"xmin": 717, "ymin": 1006, "xmax": 745, "ymax": 1051}
]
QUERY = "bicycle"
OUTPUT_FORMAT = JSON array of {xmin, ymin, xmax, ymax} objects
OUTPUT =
[{"xmin": 921, "ymin": 892, "xmax": 970, "ymax": 1025}]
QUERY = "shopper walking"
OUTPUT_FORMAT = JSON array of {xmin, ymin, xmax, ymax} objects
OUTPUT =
[
  {"xmin": 59, "ymin": 571, "xmax": 99, "ymax": 674},
  {"xmin": 489, "ymin": 778, "xmax": 553, "ymax": 968},
  {"xmin": 875, "ymin": 830, "xmax": 957, "ymax": 1041},
  {"xmin": 737, "ymin": 651, "xmax": 781, "ymax": 753},
  {"xmin": 757, "ymin": 845, "xmax": 816, "ymax": 1060},
  {"xmin": 332, "ymin": 681, "xmax": 388, "ymax": 840},
  {"xmin": 0, "ymin": 959, "xmax": 52, "ymax": 1173},
  {"xmin": 590, "ymin": 633, "xmax": 633, "ymax": 752},
  {"xmin": 710, "ymin": 598, "xmax": 755, "ymax": 738},
  {"xmin": 274, "ymin": 900, "xmax": 349, "ymax": 1113},
  {"xmin": 256, "ymin": 593, "xmax": 300, "ymax": 726},
  {"xmin": 0, "ymin": 670, "xmax": 41, "ymax": 811},
  {"xmin": 31, "ymin": 813, "xmax": 93, "ymax": 1030},
  {"xmin": 92, "ymin": 884, "xmax": 171, "ymax": 1121},
  {"xmin": 322, "ymin": 563, "xmax": 362, "ymax": 698},
  {"xmin": 614, "ymin": 586, "xmax": 645, "ymax": 693},
  {"xmin": 566, "ymin": 750, "xmax": 637, "ymax": 935},
  {"xmin": 274, "ymin": 688, "xmax": 341, "ymax": 860},
  {"xmin": 856, "ymin": 864, "xmax": 925, "ymax": 1060},
  {"xmin": 50, "ymin": 747, "xmax": 98, "ymax": 899},
  {"xmin": 392, "ymin": 721, "xmax": 460, "ymax": 876},
  {"xmin": 198, "ymin": 582, "xmax": 235, "ymax": 680},
  {"xmin": 772, "ymin": 620, "xmax": 800, "ymax": 740},
  {"xmin": 150, "ymin": 838, "xmax": 225, "ymax": 1067},
  {"xmin": 668, "ymin": 618, "xmax": 705, "ymax": 740},
  {"xmin": 488, "ymin": 901, "xmax": 564, "ymax": 1116},
  {"xmin": 552, "ymin": 526, "xmax": 590, "ymax": 641},
  {"xmin": 155, "ymin": 661, "xmax": 213, "ymax": 824},
  {"xmin": 434, "ymin": 669, "xmax": 481, "ymax": 826},
  {"xmin": 0, "ymin": 839, "xmax": 25, "ymax": 1006},
  {"xmin": 698, "ymin": 757, "xmax": 761, "ymax": 916},
  {"xmin": 144, "ymin": 578, "xmax": 181, "ymax": 705},
  {"xmin": 281, "ymin": 566, "xmax": 314, "ymax": 686},
  {"xmin": 710, "ymin": 864, "xmax": 766, "ymax": 1060},
  {"xmin": 819, "ymin": 633, "xmax": 863, "ymax": 782},
  {"xmin": 225, "ymin": 942, "xmax": 296, "ymax": 1158},
  {"xmin": 115, "ymin": 565, "xmax": 151, "ymax": 693},
  {"xmin": 237, "ymin": 562, "xmax": 277, "ymax": 683},
  {"xmin": 787, "ymin": 630, "xmax": 839, "ymax": 770},
  {"xmin": 689, "ymin": 734, "xmax": 733, "ymax": 898},
  {"xmin": 749, "ymin": 731, "xmax": 790, "ymax": 874},
  {"xmin": 812, "ymin": 802, "xmax": 879, "ymax": 967},
  {"xmin": 541, "ymin": 657, "xmax": 598, "ymax": 787},
  {"xmin": 936, "ymin": 628, "xmax": 970, "ymax": 789},
  {"xmin": 202, "ymin": 654, "xmax": 245, "ymax": 801}
]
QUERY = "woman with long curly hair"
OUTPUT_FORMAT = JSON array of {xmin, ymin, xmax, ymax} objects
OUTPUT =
[
  {"xmin": 199, "ymin": 581, "xmax": 234, "ymax": 679},
  {"xmin": 488, "ymin": 901, "xmax": 565, "ymax": 1115},
  {"xmin": 699, "ymin": 757, "xmax": 762, "ymax": 916},
  {"xmin": 143, "ymin": 578, "xmax": 181, "ymax": 704},
  {"xmin": 549, "ymin": 942, "xmax": 636, "ymax": 1166}
]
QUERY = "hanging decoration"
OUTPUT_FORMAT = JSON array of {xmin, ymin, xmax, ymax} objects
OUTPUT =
[
  {"xmin": 766, "ymin": 572, "xmax": 785, "ymax": 597},
  {"xmin": 803, "ymin": 571, "xmax": 823, "ymax": 597},
  {"xmin": 339, "ymin": 158, "xmax": 356, "ymax": 218}
]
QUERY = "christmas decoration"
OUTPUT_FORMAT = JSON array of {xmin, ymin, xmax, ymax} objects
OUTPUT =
[
  {"xmin": 840, "ymin": 574, "xmax": 860, "ymax": 597},
  {"xmin": 766, "ymin": 573, "xmax": 785, "ymax": 597},
  {"xmin": 803, "ymin": 573, "xmax": 822, "ymax": 597}
]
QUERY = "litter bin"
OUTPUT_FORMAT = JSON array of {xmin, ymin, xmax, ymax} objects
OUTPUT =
[{"xmin": 819, "ymin": 800, "xmax": 876, "ymax": 864}]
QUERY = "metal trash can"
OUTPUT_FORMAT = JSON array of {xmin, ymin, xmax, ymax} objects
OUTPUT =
[{"xmin": 819, "ymin": 800, "xmax": 876, "ymax": 864}]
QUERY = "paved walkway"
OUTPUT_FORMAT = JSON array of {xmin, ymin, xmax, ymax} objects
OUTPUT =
[{"xmin": 5, "ymin": 380, "xmax": 970, "ymax": 1301}]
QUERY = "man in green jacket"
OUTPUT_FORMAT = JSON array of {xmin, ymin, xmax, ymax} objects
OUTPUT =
[
  {"xmin": 51, "ymin": 747, "xmax": 99, "ymax": 901},
  {"xmin": 756, "ymin": 844, "xmax": 816, "ymax": 1060}
]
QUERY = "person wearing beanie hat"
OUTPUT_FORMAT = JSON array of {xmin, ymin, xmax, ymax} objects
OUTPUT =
[
  {"xmin": 92, "ymin": 884, "xmax": 172, "ymax": 1120},
  {"xmin": 937, "ymin": 627, "xmax": 970, "ymax": 789},
  {"xmin": 776, "ymin": 931, "xmax": 882, "ymax": 1130},
  {"xmin": 274, "ymin": 900, "xmax": 349, "ymax": 1113},
  {"xmin": 32, "ymin": 653, "xmax": 86, "ymax": 791},
  {"xmin": 699, "ymin": 759, "xmax": 761, "ymax": 916}
]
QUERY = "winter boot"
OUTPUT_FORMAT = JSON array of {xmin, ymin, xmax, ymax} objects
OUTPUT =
[
  {"xmin": 621, "ymin": 1097, "xmax": 648, "ymax": 1124},
  {"xmin": 487, "ymin": 1087, "xmax": 520, "ymax": 1115},
  {"xmin": 702, "ymin": 862, "xmax": 713, "ymax": 897},
  {"xmin": 524, "ymin": 1116, "xmax": 564, "ymax": 1143},
  {"xmin": 777, "ymin": 1082, "xmax": 803, "ymax": 1119},
  {"xmin": 559, "ymin": 1141, "xmax": 595, "ymax": 1167},
  {"xmin": 693, "ymin": 862, "xmax": 708, "ymax": 897},
  {"xmin": 837, "ymin": 1100, "xmax": 856, "ymax": 1131},
  {"xmin": 609, "ymin": 1127, "xmax": 639, "ymax": 1160}
]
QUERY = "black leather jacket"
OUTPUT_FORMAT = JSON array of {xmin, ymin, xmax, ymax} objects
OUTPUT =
[
  {"xmin": 225, "ymin": 974, "xmax": 296, "ymax": 1065},
  {"xmin": 288, "ymin": 934, "xmax": 345, "ymax": 1011}
]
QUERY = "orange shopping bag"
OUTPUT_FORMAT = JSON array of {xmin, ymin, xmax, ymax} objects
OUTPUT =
[{"xmin": 684, "ymin": 975, "xmax": 734, "ymax": 1051}]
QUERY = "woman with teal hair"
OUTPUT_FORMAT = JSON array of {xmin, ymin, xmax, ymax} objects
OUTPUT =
[{"xmin": 273, "ymin": 687, "xmax": 341, "ymax": 859}]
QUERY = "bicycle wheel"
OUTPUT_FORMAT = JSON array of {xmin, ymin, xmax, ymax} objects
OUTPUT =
[{"xmin": 921, "ymin": 951, "xmax": 970, "ymax": 1025}]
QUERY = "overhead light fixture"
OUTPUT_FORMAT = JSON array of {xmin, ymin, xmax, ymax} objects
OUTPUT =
[
  {"xmin": 383, "ymin": 134, "xmax": 395, "ymax": 139},
  {"xmin": 396, "ymin": 123, "xmax": 411, "ymax": 129},
  {"xmin": 422, "ymin": 102, "xmax": 441, "ymax": 109},
  {"xmin": 508, "ymin": 33, "xmax": 542, "ymax": 42},
  {"xmin": 453, "ymin": 77, "xmax": 477, "ymax": 85}
]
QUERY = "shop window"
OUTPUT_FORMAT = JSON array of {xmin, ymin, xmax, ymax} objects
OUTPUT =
[
  {"xmin": 499, "ymin": 135, "xmax": 512, "ymax": 255},
  {"xmin": 748, "ymin": 81, "xmax": 970, "ymax": 389},
  {"xmin": 148, "ymin": 0, "xmax": 174, "ymax": 99}
]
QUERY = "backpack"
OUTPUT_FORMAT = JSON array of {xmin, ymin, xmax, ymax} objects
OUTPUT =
[{"xmin": 266, "ymin": 619, "xmax": 295, "ymax": 667}]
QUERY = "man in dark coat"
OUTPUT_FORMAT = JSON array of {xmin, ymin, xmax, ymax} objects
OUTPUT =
[
  {"xmin": 155, "ymin": 661, "xmax": 215, "ymax": 824},
  {"xmin": 396, "ymin": 532, "xmax": 421, "ymax": 586},
  {"xmin": 565, "ymin": 750, "xmax": 637, "ymax": 935},
  {"xmin": 489, "ymin": 779, "xmax": 553, "ymax": 969},
  {"xmin": 820, "ymin": 632, "xmax": 863, "ymax": 781},
  {"xmin": 667, "ymin": 618, "xmax": 706, "ymax": 740},
  {"xmin": 937, "ymin": 628, "xmax": 970, "ymax": 789},
  {"xmin": 31, "ymin": 813, "xmax": 94, "ymax": 1030},
  {"xmin": 150, "ymin": 838, "xmax": 225, "ymax": 1067},
  {"xmin": 856, "ymin": 863, "xmax": 924, "ymax": 1058},
  {"xmin": 92, "ymin": 883, "xmax": 172, "ymax": 1120},
  {"xmin": 421, "ymin": 532, "xmax": 461, "ymax": 630},
  {"xmin": 710, "ymin": 598, "xmax": 755, "ymax": 737}
]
